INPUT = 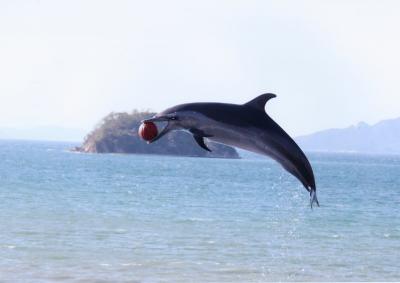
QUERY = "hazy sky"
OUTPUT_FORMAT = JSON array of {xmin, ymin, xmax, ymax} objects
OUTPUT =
[{"xmin": 1, "ymin": 0, "xmax": 399, "ymax": 136}]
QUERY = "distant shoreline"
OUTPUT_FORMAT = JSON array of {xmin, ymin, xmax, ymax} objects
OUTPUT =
[{"xmin": 2, "ymin": 139, "xmax": 399, "ymax": 159}]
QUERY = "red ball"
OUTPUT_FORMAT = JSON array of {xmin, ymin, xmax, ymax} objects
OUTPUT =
[{"xmin": 138, "ymin": 121, "xmax": 158, "ymax": 141}]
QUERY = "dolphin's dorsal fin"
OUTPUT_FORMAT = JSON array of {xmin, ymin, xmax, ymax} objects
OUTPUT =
[{"xmin": 244, "ymin": 93, "xmax": 276, "ymax": 110}]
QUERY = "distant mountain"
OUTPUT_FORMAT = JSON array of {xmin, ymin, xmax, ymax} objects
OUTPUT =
[
  {"xmin": 0, "ymin": 126, "xmax": 86, "ymax": 142},
  {"xmin": 75, "ymin": 111, "xmax": 239, "ymax": 158},
  {"xmin": 296, "ymin": 117, "xmax": 400, "ymax": 154}
]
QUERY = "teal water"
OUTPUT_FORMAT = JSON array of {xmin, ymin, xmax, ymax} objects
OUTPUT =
[{"xmin": 0, "ymin": 140, "xmax": 399, "ymax": 282}]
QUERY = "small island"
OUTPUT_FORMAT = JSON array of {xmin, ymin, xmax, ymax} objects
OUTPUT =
[{"xmin": 74, "ymin": 110, "xmax": 239, "ymax": 159}]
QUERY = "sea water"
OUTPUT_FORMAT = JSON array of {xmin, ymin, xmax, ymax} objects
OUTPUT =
[{"xmin": 0, "ymin": 140, "xmax": 399, "ymax": 282}]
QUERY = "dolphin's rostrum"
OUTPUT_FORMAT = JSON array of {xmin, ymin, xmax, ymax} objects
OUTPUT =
[{"xmin": 143, "ymin": 94, "xmax": 319, "ymax": 208}]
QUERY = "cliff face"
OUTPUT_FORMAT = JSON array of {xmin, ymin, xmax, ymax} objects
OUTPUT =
[{"xmin": 75, "ymin": 111, "xmax": 239, "ymax": 159}]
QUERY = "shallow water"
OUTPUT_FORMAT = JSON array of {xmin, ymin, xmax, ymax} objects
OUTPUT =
[{"xmin": 0, "ymin": 140, "xmax": 399, "ymax": 282}]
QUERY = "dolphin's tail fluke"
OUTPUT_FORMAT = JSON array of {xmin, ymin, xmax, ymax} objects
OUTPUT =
[{"xmin": 310, "ymin": 188, "xmax": 320, "ymax": 209}]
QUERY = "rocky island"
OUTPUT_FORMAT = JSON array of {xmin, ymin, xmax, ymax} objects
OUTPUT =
[{"xmin": 74, "ymin": 110, "xmax": 239, "ymax": 158}]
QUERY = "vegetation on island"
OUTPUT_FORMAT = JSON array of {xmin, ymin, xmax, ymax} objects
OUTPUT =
[{"xmin": 74, "ymin": 110, "xmax": 239, "ymax": 158}]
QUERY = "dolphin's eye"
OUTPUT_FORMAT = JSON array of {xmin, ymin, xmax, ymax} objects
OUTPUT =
[{"xmin": 169, "ymin": 116, "xmax": 178, "ymax": 121}]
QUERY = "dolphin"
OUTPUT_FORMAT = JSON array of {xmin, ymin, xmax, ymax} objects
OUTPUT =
[{"xmin": 143, "ymin": 93, "xmax": 319, "ymax": 207}]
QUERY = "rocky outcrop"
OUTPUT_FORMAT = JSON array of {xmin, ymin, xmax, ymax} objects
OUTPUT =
[{"xmin": 74, "ymin": 110, "xmax": 239, "ymax": 158}]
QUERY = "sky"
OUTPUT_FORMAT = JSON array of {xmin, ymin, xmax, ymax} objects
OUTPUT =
[{"xmin": 1, "ymin": 0, "xmax": 400, "ymax": 139}]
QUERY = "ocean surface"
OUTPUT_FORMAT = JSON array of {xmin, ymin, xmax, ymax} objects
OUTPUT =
[{"xmin": 0, "ymin": 140, "xmax": 399, "ymax": 282}]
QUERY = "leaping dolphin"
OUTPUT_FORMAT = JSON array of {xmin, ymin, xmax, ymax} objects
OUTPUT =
[{"xmin": 143, "ymin": 93, "xmax": 319, "ymax": 207}]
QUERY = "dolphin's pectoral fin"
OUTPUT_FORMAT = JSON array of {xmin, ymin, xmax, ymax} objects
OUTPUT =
[
  {"xmin": 193, "ymin": 135, "xmax": 211, "ymax": 152},
  {"xmin": 189, "ymin": 129, "xmax": 212, "ymax": 152},
  {"xmin": 244, "ymin": 93, "xmax": 276, "ymax": 111}
]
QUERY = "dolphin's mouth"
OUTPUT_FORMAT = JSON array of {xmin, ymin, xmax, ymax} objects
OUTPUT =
[{"xmin": 141, "ymin": 116, "xmax": 173, "ymax": 143}]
